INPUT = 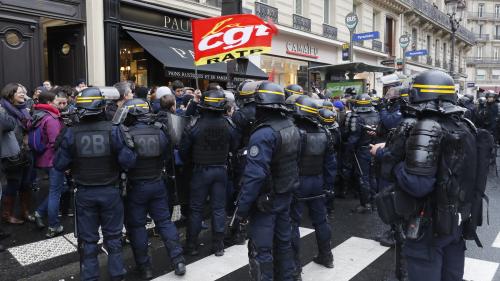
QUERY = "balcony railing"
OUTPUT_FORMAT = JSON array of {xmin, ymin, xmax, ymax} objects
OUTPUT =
[
  {"xmin": 406, "ymin": 0, "xmax": 475, "ymax": 44},
  {"xmin": 426, "ymin": 56, "xmax": 433, "ymax": 65},
  {"xmin": 435, "ymin": 59, "xmax": 441, "ymax": 68},
  {"xmin": 293, "ymin": 14, "xmax": 311, "ymax": 32},
  {"xmin": 372, "ymin": 40, "xmax": 383, "ymax": 52},
  {"xmin": 466, "ymin": 57, "xmax": 500, "ymax": 64},
  {"xmin": 493, "ymin": 35, "xmax": 500, "ymax": 40},
  {"xmin": 255, "ymin": 2, "xmax": 279, "ymax": 23},
  {"xmin": 354, "ymin": 41, "xmax": 363, "ymax": 47},
  {"xmin": 468, "ymin": 12, "xmax": 500, "ymax": 21},
  {"xmin": 322, "ymin": 24, "xmax": 337, "ymax": 40},
  {"xmin": 443, "ymin": 61, "xmax": 449, "ymax": 69},
  {"xmin": 475, "ymin": 34, "xmax": 490, "ymax": 41}
]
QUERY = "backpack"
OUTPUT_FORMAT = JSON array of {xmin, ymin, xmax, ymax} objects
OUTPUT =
[
  {"xmin": 463, "ymin": 127, "xmax": 494, "ymax": 247},
  {"xmin": 28, "ymin": 110, "xmax": 48, "ymax": 154}
]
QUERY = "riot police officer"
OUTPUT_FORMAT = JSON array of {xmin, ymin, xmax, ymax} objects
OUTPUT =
[
  {"xmin": 373, "ymin": 70, "xmax": 491, "ymax": 281},
  {"xmin": 483, "ymin": 90, "xmax": 500, "ymax": 142},
  {"xmin": 53, "ymin": 87, "xmax": 134, "ymax": 281},
  {"xmin": 346, "ymin": 93, "xmax": 380, "ymax": 213},
  {"xmin": 179, "ymin": 89, "xmax": 239, "ymax": 257},
  {"xmin": 290, "ymin": 97, "xmax": 336, "ymax": 279},
  {"xmin": 458, "ymin": 93, "xmax": 476, "ymax": 122},
  {"xmin": 284, "ymin": 84, "xmax": 304, "ymax": 99},
  {"xmin": 379, "ymin": 87, "xmax": 404, "ymax": 138},
  {"xmin": 318, "ymin": 108, "xmax": 341, "ymax": 215},
  {"xmin": 235, "ymin": 81, "xmax": 300, "ymax": 281},
  {"xmin": 119, "ymin": 99, "xmax": 186, "ymax": 279}
]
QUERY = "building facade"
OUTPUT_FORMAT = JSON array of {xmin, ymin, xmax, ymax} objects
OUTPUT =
[
  {"xmin": 466, "ymin": 0, "xmax": 500, "ymax": 93},
  {"xmin": 400, "ymin": 0, "xmax": 475, "ymax": 90}
]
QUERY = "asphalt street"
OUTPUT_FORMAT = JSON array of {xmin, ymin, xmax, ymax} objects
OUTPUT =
[{"xmin": 0, "ymin": 168, "xmax": 499, "ymax": 281}]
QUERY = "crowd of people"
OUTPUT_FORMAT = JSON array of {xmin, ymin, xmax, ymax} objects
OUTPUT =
[{"xmin": 0, "ymin": 69, "xmax": 497, "ymax": 281}]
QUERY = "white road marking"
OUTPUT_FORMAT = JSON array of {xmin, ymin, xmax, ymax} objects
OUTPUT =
[
  {"xmin": 463, "ymin": 257, "xmax": 499, "ymax": 281},
  {"xmin": 152, "ymin": 227, "xmax": 315, "ymax": 281},
  {"xmin": 492, "ymin": 231, "xmax": 500, "ymax": 248},
  {"xmin": 8, "ymin": 236, "xmax": 77, "ymax": 266},
  {"xmin": 301, "ymin": 236, "xmax": 390, "ymax": 281}
]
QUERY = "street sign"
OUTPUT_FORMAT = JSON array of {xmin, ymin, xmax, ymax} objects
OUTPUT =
[
  {"xmin": 345, "ymin": 12, "xmax": 358, "ymax": 31},
  {"xmin": 405, "ymin": 49, "xmax": 428, "ymax": 57},
  {"xmin": 342, "ymin": 43, "xmax": 350, "ymax": 61},
  {"xmin": 352, "ymin": 31, "xmax": 380, "ymax": 42},
  {"xmin": 399, "ymin": 34, "xmax": 411, "ymax": 49},
  {"xmin": 380, "ymin": 59, "xmax": 395, "ymax": 66},
  {"xmin": 467, "ymin": 82, "xmax": 476, "ymax": 88}
]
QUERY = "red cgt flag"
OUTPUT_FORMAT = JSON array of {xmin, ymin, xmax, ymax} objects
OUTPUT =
[{"xmin": 192, "ymin": 14, "xmax": 277, "ymax": 66}]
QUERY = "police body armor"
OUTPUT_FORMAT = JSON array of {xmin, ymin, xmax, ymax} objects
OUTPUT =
[
  {"xmin": 191, "ymin": 116, "xmax": 232, "ymax": 165},
  {"xmin": 353, "ymin": 110, "xmax": 380, "ymax": 146},
  {"xmin": 254, "ymin": 117, "xmax": 300, "ymax": 194},
  {"xmin": 127, "ymin": 125, "xmax": 163, "ymax": 180},
  {"xmin": 71, "ymin": 121, "xmax": 120, "ymax": 186},
  {"xmin": 234, "ymin": 103, "xmax": 256, "ymax": 147},
  {"xmin": 299, "ymin": 127, "xmax": 328, "ymax": 176}
]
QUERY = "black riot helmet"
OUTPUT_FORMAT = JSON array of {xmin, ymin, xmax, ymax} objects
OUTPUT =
[
  {"xmin": 484, "ymin": 90, "xmax": 498, "ymax": 103},
  {"xmin": 294, "ymin": 96, "xmax": 320, "ymax": 120},
  {"xmin": 284, "ymin": 84, "xmax": 304, "ymax": 98},
  {"xmin": 75, "ymin": 87, "xmax": 106, "ymax": 117},
  {"xmin": 410, "ymin": 70, "xmax": 457, "ymax": 104},
  {"xmin": 199, "ymin": 89, "xmax": 227, "ymax": 111},
  {"xmin": 321, "ymin": 100, "xmax": 334, "ymax": 111},
  {"xmin": 318, "ymin": 108, "xmax": 336, "ymax": 126},
  {"xmin": 254, "ymin": 81, "xmax": 287, "ymax": 110},
  {"xmin": 236, "ymin": 80, "xmax": 256, "ymax": 101},
  {"xmin": 353, "ymin": 93, "xmax": 374, "ymax": 113},
  {"xmin": 344, "ymin": 87, "xmax": 357, "ymax": 99},
  {"xmin": 122, "ymin": 98, "xmax": 150, "ymax": 116}
]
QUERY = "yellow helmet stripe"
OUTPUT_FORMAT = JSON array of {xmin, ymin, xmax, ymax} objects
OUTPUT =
[
  {"xmin": 420, "ymin": 89, "xmax": 455, "ymax": 94},
  {"xmin": 204, "ymin": 97, "xmax": 225, "ymax": 102},
  {"xmin": 322, "ymin": 105, "xmax": 334, "ymax": 110},
  {"xmin": 76, "ymin": 96, "xmax": 103, "ymax": 100},
  {"xmin": 76, "ymin": 100, "xmax": 93, "ymax": 103},
  {"xmin": 356, "ymin": 100, "xmax": 372, "ymax": 105},
  {"xmin": 401, "ymin": 93, "xmax": 409, "ymax": 97},
  {"xmin": 126, "ymin": 103, "xmax": 149, "ymax": 108},
  {"xmin": 319, "ymin": 116, "xmax": 334, "ymax": 122},
  {"xmin": 285, "ymin": 89, "xmax": 303, "ymax": 95},
  {"xmin": 413, "ymin": 84, "xmax": 455, "ymax": 89},
  {"xmin": 239, "ymin": 90, "xmax": 254, "ymax": 96},
  {"xmin": 295, "ymin": 103, "xmax": 319, "ymax": 114},
  {"xmin": 257, "ymin": 90, "xmax": 285, "ymax": 96}
]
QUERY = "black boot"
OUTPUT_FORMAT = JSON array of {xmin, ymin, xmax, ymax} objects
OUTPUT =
[
  {"xmin": 213, "ymin": 232, "xmax": 225, "ymax": 257},
  {"xmin": 313, "ymin": 240, "xmax": 334, "ymax": 268},
  {"xmin": 137, "ymin": 264, "xmax": 153, "ymax": 280},
  {"xmin": 0, "ymin": 227, "xmax": 10, "ymax": 241},
  {"xmin": 174, "ymin": 261, "xmax": 186, "ymax": 276},
  {"xmin": 378, "ymin": 229, "xmax": 396, "ymax": 247},
  {"xmin": 185, "ymin": 240, "xmax": 199, "ymax": 256},
  {"xmin": 0, "ymin": 243, "xmax": 5, "ymax": 252}
]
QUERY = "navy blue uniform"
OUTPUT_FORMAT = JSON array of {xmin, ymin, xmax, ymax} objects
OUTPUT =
[
  {"xmin": 54, "ymin": 120, "xmax": 135, "ymax": 281},
  {"xmin": 125, "ymin": 122, "xmax": 184, "ymax": 269},
  {"xmin": 291, "ymin": 120, "xmax": 337, "ymax": 273},
  {"xmin": 236, "ymin": 115, "xmax": 300, "ymax": 281},
  {"xmin": 379, "ymin": 105, "xmax": 402, "ymax": 135},
  {"xmin": 345, "ymin": 110, "xmax": 380, "ymax": 206},
  {"xmin": 179, "ymin": 111, "xmax": 239, "ymax": 252}
]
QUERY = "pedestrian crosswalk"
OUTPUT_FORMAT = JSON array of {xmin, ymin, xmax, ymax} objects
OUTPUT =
[{"xmin": 4, "ymin": 226, "xmax": 500, "ymax": 281}]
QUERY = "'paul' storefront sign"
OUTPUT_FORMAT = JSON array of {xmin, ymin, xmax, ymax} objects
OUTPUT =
[{"xmin": 286, "ymin": 42, "xmax": 319, "ymax": 59}]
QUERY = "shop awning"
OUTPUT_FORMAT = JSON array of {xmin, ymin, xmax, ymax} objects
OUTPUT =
[
  {"xmin": 308, "ymin": 62, "xmax": 395, "ymax": 73},
  {"xmin": 126, "ymin": 31, "xmax": 268, "ymax": 80}
]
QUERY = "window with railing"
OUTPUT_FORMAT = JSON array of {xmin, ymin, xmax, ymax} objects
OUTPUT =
[
  {"xmin": 496, "ymin": 5, "xmax": 500, "ymax": 18},
  {"xmin": 295, "ymin": 0, "xmax": 303, "ymax": 15},
  {"xmin": 206, "ymin": 0, "xmax": 222, "ymax": 7},
  {"xmin": 477, "ymin": 69, "xmax": 486, "ymax": 80},
  {"xmin": 324, "ymin": 0, "xmax": 330, "ymax": 24},
  {"xmin": 479, "ymin": 3, "xmax": 485, "ymax": 17},
  {"xmin": 493, "ymin": 70, "xmax": 500, "ymax": 80},
  {"xmin": 478, "ymin": 46, "xmax": 483, "ymax": 58}
]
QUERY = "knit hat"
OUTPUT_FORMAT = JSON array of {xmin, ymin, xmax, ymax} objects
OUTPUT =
[
  {"xmin": 156, "ymin": 86, "xmax": 173, "ymax": 99},
  {"xmin": 333, "ymin": 100, "xmax": 345, "ymax": 110}
]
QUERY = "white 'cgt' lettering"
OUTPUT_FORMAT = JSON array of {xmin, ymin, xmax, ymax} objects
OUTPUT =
[{"xmin": 198, "ymin": 24, "xmax": 270, "ymax": 52}]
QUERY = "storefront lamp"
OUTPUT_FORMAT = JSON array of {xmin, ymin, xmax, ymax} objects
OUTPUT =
[
  {"xmin": 445, "ymin": 0, "xmax": 459, "ymax": 15},
  {"xmin": 120, "ymin": 66, "xmax": 125, "ymax": 71},
  {"xmin": 445, "ymin": 0, "xmax": 464, "ymax": 78}
]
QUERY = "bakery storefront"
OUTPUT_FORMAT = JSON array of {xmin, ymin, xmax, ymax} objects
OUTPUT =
[
  {"xmin": 104, "ymin": 1, "xmax": 267, "ymax": 88},
  {"xmin": 256, "ymin": 32, "xmax": 339, "ymax": 92}
]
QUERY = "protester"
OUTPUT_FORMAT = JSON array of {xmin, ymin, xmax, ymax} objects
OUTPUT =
[
  {"xmin": 106, "ymin": 81, "xmax": 134, "ymax": 120},
  {"xmin": 31, "ymin": 90, "xmax": 65, "ymax": 237}
]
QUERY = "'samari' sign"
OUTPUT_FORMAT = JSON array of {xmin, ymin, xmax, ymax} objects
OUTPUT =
[
  {"xmin": 192, "ymin": 14, "xmax": 277, "ymax": 66},
  {"xmin": 286, "ymin": 42, "xmax": 319, "ymax": 59}
]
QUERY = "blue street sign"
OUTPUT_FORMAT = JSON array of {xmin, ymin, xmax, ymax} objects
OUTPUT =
[
  {"xmin": 352, "ymin": 31, "xmax": 380, "ymax": 42},
  {"xmin": 405, "ymin": 49, "xmax": 428, "ymax": 57}
]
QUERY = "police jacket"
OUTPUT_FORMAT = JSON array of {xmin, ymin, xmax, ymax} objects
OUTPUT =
[
  {"xmin": 236, "ymin": 112, "xmax": 301, "ymax": 217},
  {"xmin": 295, "ymin": 118, "xmax": 336, "ymax": 186},
  {"xmin": 232, "ymin": 102, "xmax": 256, "ymax": 148},
  {"xmin": 179, "ymin": 110, "xmax": 239, "ymax": 166},
  {"xmin": 127, "ymin": 121, "xmax": 168, "ymax": 181},
  {"xmin": 53, "ymin": 116, "xmax": 136, "ymax": 187},
  {"xmin": 379, "ymin": 104, "xmax": 403, "ymax": 138},
  {"xmin": 346, "ymin": 110, "xmax": 380, "ymax": 149}
]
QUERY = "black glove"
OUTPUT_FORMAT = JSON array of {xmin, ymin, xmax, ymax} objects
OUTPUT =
[{"xmin": 323, "ymin": 188, "xmax": 335, "ymax": 199}]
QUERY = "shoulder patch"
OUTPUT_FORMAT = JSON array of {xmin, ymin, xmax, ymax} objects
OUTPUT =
[{"xmin": 249, "ymin": 145, "xmax": 259, "ymax": 157}]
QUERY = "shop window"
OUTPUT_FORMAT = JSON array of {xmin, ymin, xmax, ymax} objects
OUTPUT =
[
  {"xmin": 119, "ymin": 39, "xmax": 149, "ymax": 87},
  {"xmin": 260, "ymin": 55, "xmax": 308, "ymax": 90}
]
